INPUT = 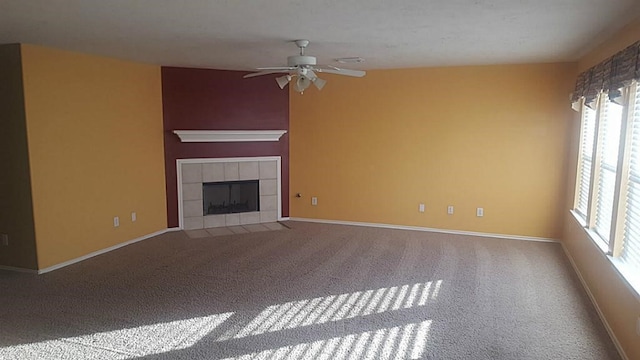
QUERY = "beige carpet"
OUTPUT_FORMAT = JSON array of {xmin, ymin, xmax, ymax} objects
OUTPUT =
[{"xmin": 0, "ymin": 221, "xmax": 621, "ymax": 359}]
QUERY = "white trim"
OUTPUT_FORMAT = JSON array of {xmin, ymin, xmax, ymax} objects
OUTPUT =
[
  {"xmin": 173, "ymin": 130, "xmax": 287, "ymax": 143},
  {"xmin": 288, "ymin": 217, "xmax": 559, "ymax": 243},
  {"xmin": 176, "ymin": 156, "xmax": 283, "ymax": 230},
  {"xmin": 38, "ymin": 228, "xmax": 171, "ymax": 274},
  {"xmin": 177, "ymin": 156, "xmax": 282, "ymax": 164},
  {"xmin": 276, "ymin": 159, "xmax": 283, "ymax": 221},
  {"xmin": 560, "ymin": 242, "xmax": 630, "ymax": 360},
  {"xmin": 570, "ymin": 210, "xmax": 609, "ymax": 253},
  {"xmin": 0, "ymin": 265, "xmax": 38, "ymax": 274},
  {"xmin": 279, "ymin": 217, "xmax": 291, "ymax": 221},
  {"xmin": 177, "ymin": 160, "xmax": 184, "ymax": 230},
  {"xmin": 570, "ymin": 209, "xmax": 588, "ymax": 228}
]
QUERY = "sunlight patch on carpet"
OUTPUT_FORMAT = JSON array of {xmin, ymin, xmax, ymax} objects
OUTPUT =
[
  {"xmin": 0, "ymin": 312, "xmax": 233, "ymax": 359},
  {"xmin": 222, "ymin": 320, "xmax": 432, "ymax": 360},
  {"xmin": 228, "ymin": 280, "xmax": 442, "ymax": 340}
]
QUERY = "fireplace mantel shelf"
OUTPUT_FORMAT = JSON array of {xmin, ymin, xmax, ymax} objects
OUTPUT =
[{"xmin": 173, "ymin": 130, "xmax": 287, "ymax": 143}]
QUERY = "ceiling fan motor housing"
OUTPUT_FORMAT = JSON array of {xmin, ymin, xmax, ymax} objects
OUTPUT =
[{"xmin": 287, "ymin": 55, "xmax": 316, "ymax": 67}]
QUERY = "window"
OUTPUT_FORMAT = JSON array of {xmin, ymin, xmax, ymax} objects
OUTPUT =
[
  {"xmin": 619, "ymin": 87, "xmax": 640, "ymax": 275},
  {"xmin": 574, "ymin": 106, "xmax": 596, "ymax": 217},
  {"xmin": 593, "ymin": 98, "xmax": 623, "ymax": 244},
  {"xmin": 573, "ymin": 82, "xmax": 640, "ymax": 292}
]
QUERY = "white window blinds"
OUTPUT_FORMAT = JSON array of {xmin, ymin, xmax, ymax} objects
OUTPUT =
[
  {"xmin": 594, "ymin": 99, "xmax": 623, "ymax": 243},
  {"xmin": 620, "ymin": 85, "xmax": 640, "ymax": 274},
  {"xmin": 576, "ymin": 106, "xmax": 597, "ymax": 218}
]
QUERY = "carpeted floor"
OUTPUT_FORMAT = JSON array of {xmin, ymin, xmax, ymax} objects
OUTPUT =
[{"xmin": 0, "ymin": 221, "xmax": 621, "ymax": 359}]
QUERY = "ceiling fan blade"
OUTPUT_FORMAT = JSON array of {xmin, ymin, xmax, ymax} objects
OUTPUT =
[
  {"xmin": 243, "ymin": 70, "xmax": 290, "ymax": 78},
  {"xmin": 316, "ymin": 67, "xmax": 366, "ymax": 77},
  {"xmin": 257, "ymin": 66, "xmax": 296, "ymax": 71}
]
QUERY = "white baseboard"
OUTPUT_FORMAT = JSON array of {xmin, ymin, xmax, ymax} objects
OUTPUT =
[
  {"xmin": 37, "ymin": 228, "xmax": 173, "ymax": 274},
  {"xmin": 0, "ymin": 228, "xmax": 175, "ymax": 275},
  {"xmin": 0, "ymin": 265, "xmax": 38, "ymax": 274},
  {"xmin": 560, "ymin": 243, "xmax": 629, "ymax": 360},
  {"xmin": 288, "ymin": 217, "xmax": 559, "ymax": 243}
]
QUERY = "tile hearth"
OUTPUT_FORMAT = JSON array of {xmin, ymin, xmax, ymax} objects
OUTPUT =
[{"xmin": 184, "ymin": 222, "xmax": 287, "ymax": 239}]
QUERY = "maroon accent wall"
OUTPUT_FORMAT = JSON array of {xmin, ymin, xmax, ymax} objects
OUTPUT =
[{"xmin": 162, "ymin": 67, "xmax": 289, "ymax": 227}]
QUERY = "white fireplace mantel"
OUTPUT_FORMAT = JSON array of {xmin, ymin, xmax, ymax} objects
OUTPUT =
[{"xmin": 173, "ymin": 130, "xmax": 287, "ymax": 143}]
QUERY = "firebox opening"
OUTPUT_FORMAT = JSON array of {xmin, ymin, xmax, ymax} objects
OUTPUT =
[{"xmin": 203, "ymin": 180, "xmax": 260, "ymax": 215}]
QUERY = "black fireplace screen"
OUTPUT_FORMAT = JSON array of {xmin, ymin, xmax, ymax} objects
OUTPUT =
[{"xmin": 203, "ymin": 180, "xmax": 260, "ymax": 215}]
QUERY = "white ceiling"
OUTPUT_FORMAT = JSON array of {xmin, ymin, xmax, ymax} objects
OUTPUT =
[{"xmin": 1, "ymin": 0, "xmax": 639, "ymax": 71}]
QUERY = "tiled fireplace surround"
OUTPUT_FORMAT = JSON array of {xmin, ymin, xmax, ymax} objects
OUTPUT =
[{"xmin": 178, "ymin": 157, "xmax": 281, "ymax": 230}]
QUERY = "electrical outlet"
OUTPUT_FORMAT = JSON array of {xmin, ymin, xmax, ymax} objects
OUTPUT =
[
  {"xmin": 131, "ymin": 212, "xmax": 137, "ymax": 222},
  {"xmin": 476, "ymin": 207, "xmax": 484, "ymax": 217},
  {"xmin": 0, "ymin": 234, "xmax": 8, "ymax": 246},
  {"xmin": 113, "ymin": 216, "xmax": 120, "ymax": 227},
  {"xmin": 311, "ymin": 197, "xmax": 318, "ymax": 206},
  {"xmin": 419, "ymin": 203, "xmax": 425, "ymax": 213},
  {"xmin": 447, "ymin": 205, "xmax": 454, "ymax": 215}
]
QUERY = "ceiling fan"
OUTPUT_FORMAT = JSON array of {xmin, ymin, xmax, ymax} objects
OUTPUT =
[{"xmin": 243, "ymin": 39, "xmax": 366, "ymax": 93}]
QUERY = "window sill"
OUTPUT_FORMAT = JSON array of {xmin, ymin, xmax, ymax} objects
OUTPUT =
[
  {"xmin": 569, "ymin": 210, "xmax": 640, "ymax": 301},
  {"xmin": 569, "ymin": 210, "xmax": 609, "ymax": 253}
]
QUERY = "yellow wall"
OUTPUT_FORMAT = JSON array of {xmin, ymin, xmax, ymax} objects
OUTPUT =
[
  {"xmin": 290, "ymin": 63, "xmax": 575, "ymax": 239},
  {"xmin": 20, "ymin": 44, "xmax": 167, "ymax": 269},
  {"xmin": 562, "ymin": 16, "xmax": 640, "ymax": 360}
]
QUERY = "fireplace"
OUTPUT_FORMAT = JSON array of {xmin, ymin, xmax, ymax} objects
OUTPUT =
[
  {"xmin": 178, "ymin": 157, "xmax": 281, "ymax": 230},
  {"xmin": 203, "ymin": 180, "xmax": 259, "ymax": 215}
]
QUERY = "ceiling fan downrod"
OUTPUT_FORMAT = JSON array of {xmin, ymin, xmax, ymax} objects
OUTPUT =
[{"xmin": 295, "ymin": 39, "xmax": 310, "ymax": 56}]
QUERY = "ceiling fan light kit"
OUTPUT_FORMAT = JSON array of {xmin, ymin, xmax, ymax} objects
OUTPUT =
[
  {"xmin": 294, "ymin": 76, "xmax": 311, "ymax": 93},
  {"xmin": 313, "ymin": 77, "xmax": 327, "ymax": 90},
  {"xmin": 243, "ymin": 39, "xmax": 366, "ymax": 94},
  {"xmin": 276, "ymin": 75, "xmax": 291, "ymax": 89}
]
